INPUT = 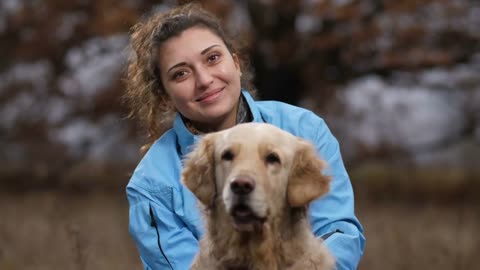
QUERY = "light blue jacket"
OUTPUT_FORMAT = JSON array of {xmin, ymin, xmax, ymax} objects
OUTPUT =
[{"xmin": 127, "ymin": 91, "xmax": 365, "ymax": 270}]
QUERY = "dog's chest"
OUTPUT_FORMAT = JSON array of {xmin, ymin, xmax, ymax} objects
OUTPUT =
[
  {"xmin": 222, "ymin": 265, "xmax": 286, "ymax": 270},
  {"xmin": 224, "ymin": 266, "xmax": 249, "ymax": 270},
  {"xmin": 220, "ymin": 259, "xmax": 251, "ymax": 270},
  {"xmin": 220, "ymin": 258, "xmax": 285, "ymax": 270}
]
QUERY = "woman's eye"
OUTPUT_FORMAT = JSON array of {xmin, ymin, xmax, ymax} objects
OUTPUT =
[
  {"xmin": 172, "ymin": 70, "xmax": 188, "ymax": 80},
  {"xmin": 207, "ymin": 54, "xmax": 220, "ymax": 63}
]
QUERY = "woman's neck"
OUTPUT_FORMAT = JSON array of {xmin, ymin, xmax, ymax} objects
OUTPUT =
[{"xmin": 184, "ymin": 95, "xmax": 251, "ymax": 134}]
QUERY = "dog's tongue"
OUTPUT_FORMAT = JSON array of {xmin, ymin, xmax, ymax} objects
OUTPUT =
[
  {"xmin": 231, "ymin": 205, "xmax": 266, "ymax": 232},
  {"xmin": 234, "ymin": 206, "xmax": 251, "ymax": 217}
]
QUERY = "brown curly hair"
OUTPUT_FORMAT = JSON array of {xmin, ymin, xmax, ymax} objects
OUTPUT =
[{"xmin": 124, "ymin": 3, "xmax": 256, "ymax": 150}]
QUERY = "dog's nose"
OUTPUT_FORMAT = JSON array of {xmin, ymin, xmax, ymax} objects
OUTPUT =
[{"xmin": 230, "ymin": 177, "xmax": 255, "ymax": 195}]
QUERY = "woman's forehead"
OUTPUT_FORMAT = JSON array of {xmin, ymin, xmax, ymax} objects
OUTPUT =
[{"xmin": 159, "ymin": 27, "xmax": 226, "ymax": 59}]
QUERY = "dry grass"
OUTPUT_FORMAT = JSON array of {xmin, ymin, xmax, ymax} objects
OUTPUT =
[
  {"xmin": 0, "ymin": 191, "xmax": 141, "ymax": 270},
  {"xmin": 351, "ymin": 163, "xmax": 480, "ymax": 269},
  {"xmin": 350, "ymin": 162, "xmax": 480, "ymax": 203},
  {"xmin": 357, "ymin": 200, "xmax": 480, "ymax": 270}
]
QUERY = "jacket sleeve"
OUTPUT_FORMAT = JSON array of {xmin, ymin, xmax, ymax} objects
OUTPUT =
[
  {"xmin": 309, "ymin": 118, "xmax": 366, "ymax": 270},
  {"xmin": 127, "ymin": 181, "xmax": 199, "ymax": 270}
]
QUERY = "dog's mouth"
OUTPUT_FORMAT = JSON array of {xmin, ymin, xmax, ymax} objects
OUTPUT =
[{"xmin": 230, "ymin": 204, "xmax": 266, "ymax": 232}]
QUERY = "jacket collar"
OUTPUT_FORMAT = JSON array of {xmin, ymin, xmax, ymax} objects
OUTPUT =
[{"xmin": 174, "ymin": 90, "xmax": 263, "ymax": 156}]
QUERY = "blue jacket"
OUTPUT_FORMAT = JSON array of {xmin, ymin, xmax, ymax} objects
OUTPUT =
[{"xmin": 127, "ymin": 91, "xmax": 365, "ymax": 269}]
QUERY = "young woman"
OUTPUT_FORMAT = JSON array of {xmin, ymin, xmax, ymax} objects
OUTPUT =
[{"xmin": 125, "ymin": 3, "xmax": 365, "ymax": 270}]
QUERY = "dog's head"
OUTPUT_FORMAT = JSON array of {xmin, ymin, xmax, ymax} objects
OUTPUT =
[{"xmin": 181, "ymin": 123, "xmax": 330, "ymax": 232}]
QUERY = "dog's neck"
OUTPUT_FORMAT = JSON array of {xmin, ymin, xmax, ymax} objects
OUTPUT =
[{"xmin": 204, "ymin": 206, "xmax": 311, "ymax": 269}]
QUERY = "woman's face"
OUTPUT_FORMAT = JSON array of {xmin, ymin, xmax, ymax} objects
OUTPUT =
[{"xmin": 158, "ymin": 26, "xmax": 242, "ymax": 132}]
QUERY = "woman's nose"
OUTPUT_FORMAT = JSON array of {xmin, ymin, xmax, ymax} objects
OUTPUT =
[{"xmin": 194, "ymin": 66, "xmax": 214, "ymax": 89}]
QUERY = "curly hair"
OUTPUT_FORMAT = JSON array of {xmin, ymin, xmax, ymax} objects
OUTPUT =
[{"xmin": 124, "ymin": 3, "xmax": 256, "ymax": 150}]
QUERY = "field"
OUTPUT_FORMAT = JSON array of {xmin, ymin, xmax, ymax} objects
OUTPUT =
[
  {"xmin": 357, "ymin": 199, "xmax": 479, "ymax": 269},
  {"xmin": 1, "ymin": 184, "xmax": 478, "ymax": 269}
]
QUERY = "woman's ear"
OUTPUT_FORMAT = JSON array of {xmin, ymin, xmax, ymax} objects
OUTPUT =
[
  {"xmin": 181, "ymin": 133, "xmax": 217, "ymax": 206},
  {"xmin": 287, "ymin": 139, "xmax": 331, "ymax": 207}
]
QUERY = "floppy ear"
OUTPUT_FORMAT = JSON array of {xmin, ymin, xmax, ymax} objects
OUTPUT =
[
  {"xmin": 287, "ymin": 139, "xmax": 331, "ymax": 207},
  {"xmin": 181, "ymin": 133, "xmax": 217, "ymax": 206}
]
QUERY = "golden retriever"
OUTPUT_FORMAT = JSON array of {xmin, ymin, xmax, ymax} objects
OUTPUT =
[{"xmin": 182, "ymin": 123, "xmax": 334, "ymax": 270}]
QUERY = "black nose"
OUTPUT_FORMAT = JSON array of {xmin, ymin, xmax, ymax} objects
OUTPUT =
[{"xmin": 230, "ymin": 177, "xmax": 255, "ymax": 195}]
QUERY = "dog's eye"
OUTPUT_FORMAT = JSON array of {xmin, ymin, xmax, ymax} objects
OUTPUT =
[
  {"xmin": 221, "ymin": 149, "xmax": 234, "ymax": 161},
  {"xmin": 265, "ymin": 152, "xmax": 281, "ymax": 164}
]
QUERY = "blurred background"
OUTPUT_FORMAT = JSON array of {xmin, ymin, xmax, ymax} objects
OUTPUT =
[{"xmin": 1, "ymin": 0, "xmax": 479, "ymax": 269}]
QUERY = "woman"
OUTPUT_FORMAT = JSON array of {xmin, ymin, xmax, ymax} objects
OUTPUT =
[{"xmin": 125, "ymin": 3, "xmax": 365, "ymax": 270}]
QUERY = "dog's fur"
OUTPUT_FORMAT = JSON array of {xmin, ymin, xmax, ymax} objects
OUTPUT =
[{"xmin": 182, "ymin": 123, "xmax": 334, "ymax": 270}]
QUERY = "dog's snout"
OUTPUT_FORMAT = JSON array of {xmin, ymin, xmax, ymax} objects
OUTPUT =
[{"xmin": 230, "ymin": 177, "xmax": 255, "ymax": 195}]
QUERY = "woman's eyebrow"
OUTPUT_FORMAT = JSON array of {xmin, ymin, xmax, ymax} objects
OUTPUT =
[
  {"xmin": 167, "ymin": 62, "xmax": 187, "ymax": 73},
  {"xmin": 167, "ymin": 45, "xmax": 221, "ymax": 73},
  {"xmin": 201, "ymin": 44, "xmax": 220, "ymax": 55}
]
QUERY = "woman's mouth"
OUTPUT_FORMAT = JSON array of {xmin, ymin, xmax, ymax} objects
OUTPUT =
[{"xmin": 196, "ymin": 88, "xmax": 224, "ymax": 103}]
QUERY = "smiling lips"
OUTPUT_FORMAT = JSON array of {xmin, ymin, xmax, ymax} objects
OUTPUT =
[{"xmin": 196, "ymin": 87, "xmax": 224, "ymax": 103}]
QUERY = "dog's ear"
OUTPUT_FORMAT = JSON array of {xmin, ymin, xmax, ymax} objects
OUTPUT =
[
  {"xmin": 181, "ymin": 133, "xmax": 216, "ymax": 206},
  {"xmin": 287, "ymin": 139, "xmax": 331, "ymax": 207}
]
